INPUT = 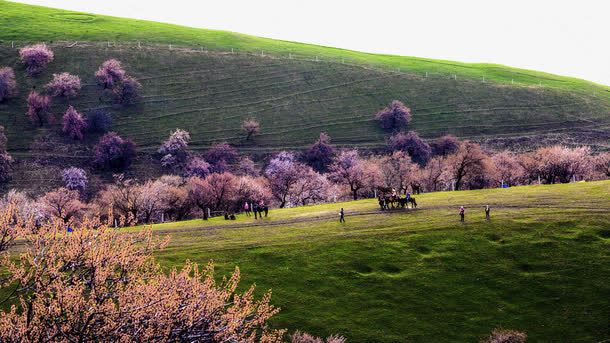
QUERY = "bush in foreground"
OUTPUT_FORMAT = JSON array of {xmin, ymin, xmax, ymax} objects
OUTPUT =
[
  {"xmin": 481, "ymin": 328, "xmax": 527, "ymax": 343},
  {"xmin": 0, "ymin": 219, "xmax": 284, "ymax": 342}
]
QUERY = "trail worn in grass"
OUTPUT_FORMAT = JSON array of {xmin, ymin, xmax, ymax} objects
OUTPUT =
[{"xmin": 127, "ymin": 181, "xmax": 610, "ymax": 342}]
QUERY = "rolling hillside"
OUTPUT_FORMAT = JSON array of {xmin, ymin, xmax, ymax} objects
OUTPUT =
[
  {"xmin": 96, "ymin": 181, "xmax": 610, "ymax": 341},
  {"xmin": 0, "ymin": 0, "xmax": 609, "ymax": 192}
]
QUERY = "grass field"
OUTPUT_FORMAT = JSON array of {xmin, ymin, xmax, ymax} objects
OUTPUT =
[
  {"xmin": 0, "ymin": 1, "xmax": 609, "ymax": 192},
  {"xmin": 111, "ymin": 181, "xmax": 610, "ymax": 342}
]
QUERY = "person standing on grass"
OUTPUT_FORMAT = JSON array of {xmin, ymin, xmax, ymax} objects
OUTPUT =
[
  {"xmin": 244, "ymin": 201, "xmax": 250, "ymax": 217},
  {"xmin": 339, "ymin": 208, "xmax": 345, "ymax": 223},
  {"xmin": 459, "ymin": 206, "xmax": 465, "ymax": 222},
  {"xmin": 485, "ymin": 205, "xmax": 491, "ymax": 221}
]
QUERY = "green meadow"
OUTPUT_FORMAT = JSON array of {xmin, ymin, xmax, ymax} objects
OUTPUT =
[{"xmin": 124, "ymin": 181, "xmax": 610, "ymax": 342}]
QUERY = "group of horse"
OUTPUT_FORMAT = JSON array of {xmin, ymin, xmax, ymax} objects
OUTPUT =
[{"xmin": 378, "ymin": 193, "xmax": 417, "ymax": 210}]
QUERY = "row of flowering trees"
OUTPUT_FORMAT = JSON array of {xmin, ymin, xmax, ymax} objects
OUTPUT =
[{"xmin": 3, "ymin": 131, "xmax": 607, "ymax": 226}]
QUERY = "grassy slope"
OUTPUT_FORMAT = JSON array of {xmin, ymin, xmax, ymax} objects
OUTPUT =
[
  {"xmin": 0, "ymin": 0, "xmax": 609, "ymax": 193},
  {"xmin": 124, "ymin": 181, "xmax": 610, "ymax": 342}
]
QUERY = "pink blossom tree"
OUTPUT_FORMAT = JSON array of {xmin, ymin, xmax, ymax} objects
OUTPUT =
[
  {"xmin": 158, "ymin": 129, "xmax": 191, "ymax": 169},
  {"xmin": 481, "ymin": 328, "xmax": 527, "ymax": 343},
  {"xmin": 184, "ymin": 157, "xmax": 211, "ymax": 178},
  {"xmin": 415, "ymin": 156, "xmax": 447, "ymax": 192},
  {"xmin": 205, "ymin": 142, "xmax": 238, "ymax": 173},
  {"xmin": 45, "ymin": 72, "xmax": 81, "ymax": 98},
  {"xmin": 377, "ymin": 151, "xmax": 415, "ymax": 193},
  {"xmin": 242, "ymin": 118, "xmax": 261, "ymax": 140},
  {"xmin": 93, "ymin": 132, "xmax": 136, "ymax": 171},
  {"xmin": 329, "ymin": 150, "xmax": 376, "ymax": 200},
  {"xmin": 491, "ymin": 151, "xmax": 525, "ymax": 187},
  {"xmin": 375, "ymin": 100, "xmax": 412, "ymax": 131},
  {"xmin": 388, "ymin": 131, "xmax": 432, "ymax": 166},
  {"xmin": 26, "ymin": 91, "xmax": 53, "ymax": 126},
  {"xmin": 288, "ymin": 168, "xmax": 329, "ymax": 206},
  {"xmin": 534, "ymin": 145, "xmax": 592, "ymax": 183},
  {"xmin": 62, "ymin": 106, "xmax": 86, "ymax": 140},
  {"xmin": 236, "ymin": 156, "xmax": 259, "ymax": 176},
  {"xmin": 265, "ymin": 152, "xmax": 302, "ymax": 208},
  {"xmin": 40, "ymin": 187, "xmax": 86, "ymax": 224},
  {"xmin": 95, "ymin": 59, "xmax": 126, "ymax": 89},
  {"xmin": 0, "ymin": 67, "xmax": 17, "ymax": 102},
  {"xmin": 61, "ymin": 167, "xmax": 88, "ymax": 192},
  {"xmin": 431, "ymin": 134, "xmax": 460, "ymax": 156},
  {"xmin": 304, "ymin": 132, "xmax": 335, "ymax": 173},
  {"xmin": 235, "ymin": 176, "xmax": 273, "ymax": 208},
  {"xmin": 113, "ymin": 75, "xmax": 141, "ymax": 105},
  {"xmin": 19, "ymin": 44, "xmax": 54, "ymax": 76},
  {"xmin": 444, "ymin": 141, "xmax": 492, "ymax": 190}
]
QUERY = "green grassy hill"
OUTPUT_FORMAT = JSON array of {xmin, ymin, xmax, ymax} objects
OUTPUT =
[
  {"xmin": 0, "ymin": 0, "xmax": 609, "ymax": 192},
  {"xmin": 108, "ymin": 181, "xmax": 610, "ymax": 341}
]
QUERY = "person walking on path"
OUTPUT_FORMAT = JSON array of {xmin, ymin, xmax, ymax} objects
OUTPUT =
[
  {"xmin": 485, "ymin": 205, "xmax": 491, "ymax": 221},
  {"xmin": 339, "ymin": 208, "xmax": 346, "ymax": 223},
  {"xmin": 244, "ymin": 202, "xmax": 250, "ymax": 217},
  {"xmin": 459, "ymin": 206, "xmax": 465, "ymax": 222}
]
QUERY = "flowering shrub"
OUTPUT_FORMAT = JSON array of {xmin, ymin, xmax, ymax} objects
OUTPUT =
[
  {"xmin": 45, "ymin": 72, "xmax": 81, "ymax": 98},
  {"xmin": 242, "ymin": 118, "xmax": 261, "ymax": 140},
  {"xmin": 375, "ymin": 100, "xmax": 411, "ymax": 131},
  {"xmin": 0, "ymin": 218, "xmax": 285, "ymax": 342},
  {"xmin": 0, "ymin": 67, "xmax": 17, "ymax": 102},
  {"xmin": 113, "ymin": 75, "xmax": 141, "ymax": 105},
  {"xmin": 62, "ymin": 106, "xmax": 86, "ymax": 140},
  {"xmin": 388, "ymin": 131, "xmax": 432, "ymax": 166},
  {"xmin": 95, "ymin": 59, "xmax": 126, "ymax": 89},
  {"xmin": 19, "ymin": 44, "xmax": 54, "ymax": 75},
  {"xmin": 26, "ymin": 91, "xmax": 53, "ymax": 126},
  {"xmin": 93, "ymin": 132, "xmax": 136, "ymax": 171},
  {"xmin": 304, "ymin": 132, "xmax": 335, "ymax": 173},
  {"xmin": 159, "ymin": 129, "xmax": 191, "ymax": 168},
  {"xmin": 61, "ymin": 167, "xmax": 88, "ymax": 191}
]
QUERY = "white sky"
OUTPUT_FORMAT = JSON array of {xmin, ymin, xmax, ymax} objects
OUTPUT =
[{"xmin": 15, "ymin": 0, "xmax": 610, "ymax": 86}]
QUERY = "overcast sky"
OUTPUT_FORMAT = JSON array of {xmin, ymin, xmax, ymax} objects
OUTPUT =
[{"xmin": 15, "ymin": 0, "xmax": 610, "ymax": 85}]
